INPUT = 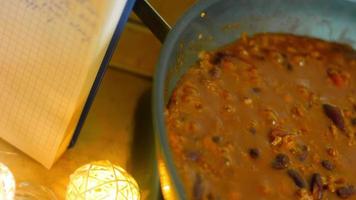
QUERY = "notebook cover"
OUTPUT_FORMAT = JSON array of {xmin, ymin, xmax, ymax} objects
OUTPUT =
[{"xmin": 69, "ymin": 0, "xmax": 136, "ymax": 147}]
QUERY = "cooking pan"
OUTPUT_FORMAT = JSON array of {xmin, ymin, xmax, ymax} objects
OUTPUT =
[{"xmin": 134, "ymin": 0, "xmax": 356, "ymax": 199}]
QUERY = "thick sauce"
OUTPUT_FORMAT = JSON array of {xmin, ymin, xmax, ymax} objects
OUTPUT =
[{"xmin": 165, "ymin": 34, "xmax": 356, "ymax": 200}]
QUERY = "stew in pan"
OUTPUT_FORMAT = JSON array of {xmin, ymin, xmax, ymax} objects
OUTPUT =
[{"xmin": 166, "ymin": 33, "xmax": 356, "ymax": 199}]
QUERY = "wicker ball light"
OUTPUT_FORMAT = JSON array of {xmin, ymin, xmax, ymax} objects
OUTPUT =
[
  {"xmin": 66, "ymin": 160, "xmax": 140, "ymax": 200},
  {"xmin": 0, "ymin": 163, "xmax": 15, "ymax": 200}
]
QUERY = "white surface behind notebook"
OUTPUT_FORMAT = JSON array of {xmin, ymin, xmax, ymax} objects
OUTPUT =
[{"xmin": 0, "ymin": 0, "xmax": 128, "ymax": 168}]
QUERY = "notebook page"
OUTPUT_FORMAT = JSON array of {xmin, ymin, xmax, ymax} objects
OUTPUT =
[{"xmin": 0, "ymin": 0, "xmax": 127, "ymax": 168}]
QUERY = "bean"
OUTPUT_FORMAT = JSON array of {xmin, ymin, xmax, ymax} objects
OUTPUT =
[
  {"xmin": 310, "ymin": 173, "xmax": 323, "ymax": 200},
  {"xmin": 272, "ymin": 153, "xmax": 290, "ymax": 169},
  {"xmin": 286, "ymin": 62, "xmax": 293, "ymax": 71},
  {"xmin": 336, "ymin": 185, "xmax": 355, "ymax": 199},
  {"xmin": 287, "ymin": 169, "xmax": 306, "ymax": 188},
  {"xmin": 249, "ymin": 127, "xmax": 257, "ymax": 134},
  {"xmin": 251, "ymin": 87, "xmax": 262, "ymax": 94},
  {"xmin": 193, "ymin": 174, "xmax": 204, "ymax": 200},
  {"xmin": 186, "ymin": 151, "xmax": 201, "ymax": 162},
  {"xmin": 211, "ymin": 135, "xmax": 223, "ymax": 144},
  {"xmin": 323, "ymin": 104, "xmax": 345, "ymax": 132},
  {"xmin": 321, "ymin": 160, "xmax": 335, "ymax": 171},
  {"xmin": 209, "ymin": 67, "xmax": 221, "ymax": 78},
  {"xmin": 279, "ymin": 52, "xmax": 293, "ymax": 71},
  {"xmin": 210, "ymin": 52, "xmax": 226, "ymax": 65},
  {"xmin": 249, "ymin": 148, "xmax": 260, "ymax": 159},
  {"xmin": 351, "ymin": 118, "xmax": 356, "ymax": 126},
  {"xmin": 207, "ymin": 193, "xmax": 216, "ymax": 200}
]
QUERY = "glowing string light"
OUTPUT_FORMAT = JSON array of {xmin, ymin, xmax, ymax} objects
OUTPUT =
[{"xmin": 66, "ymin": 160, "xmax": 140, "ymax": 200}]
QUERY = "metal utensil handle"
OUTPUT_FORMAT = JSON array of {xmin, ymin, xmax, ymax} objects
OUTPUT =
[{"xmin": 133, "ymin": 0, "xmax": 172, "ymax": 43}]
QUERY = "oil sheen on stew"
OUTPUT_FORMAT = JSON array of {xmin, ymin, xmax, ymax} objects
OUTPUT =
[{"xmin": 165, "ymin": 34, "xmax": 356, "ymax": 200}]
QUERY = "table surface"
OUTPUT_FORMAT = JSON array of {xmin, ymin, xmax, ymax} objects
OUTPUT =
[{"xmin": 0, "ymin": 67, "xmax": 158, "ymax": 199}]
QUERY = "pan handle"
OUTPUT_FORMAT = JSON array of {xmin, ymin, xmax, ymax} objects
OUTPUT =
[{"xmin": 133, "ymin": 0, "xmax": 172, "ymax": 43}]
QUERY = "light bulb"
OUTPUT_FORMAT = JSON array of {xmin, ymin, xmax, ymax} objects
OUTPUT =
[
  {"xmin": 0, "ymin": 163, "xmax": 15, "ymax": 200},
  {"xmin": 66, "ymin": 160, "xmax": 140, "ymax": 200}
]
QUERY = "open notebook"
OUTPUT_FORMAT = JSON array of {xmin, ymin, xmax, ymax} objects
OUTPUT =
[{"xmin": 0, "ymin": 0, "xmax": 134, "ymax": 168}]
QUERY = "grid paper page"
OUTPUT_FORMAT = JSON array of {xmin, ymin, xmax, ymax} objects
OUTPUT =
[{"xmin": 0, "ymin": 0, "xmax": 127, "ymax": 168}]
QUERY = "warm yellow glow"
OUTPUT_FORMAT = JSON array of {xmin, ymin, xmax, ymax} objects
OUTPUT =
[
  {"xmin": 162, "ymin": 185, "xmax": 171, "ymax": 193},
  {"xmin": 66, "ymin": 160, "xmax": 140, "ymax": 200},
  {"xmin": 0, "ymin": 163, "xmax": 15, "ymax": 200},
  {"xmin": 158, "ymin": 157, "xmax": 178, "ymax": 200}
]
